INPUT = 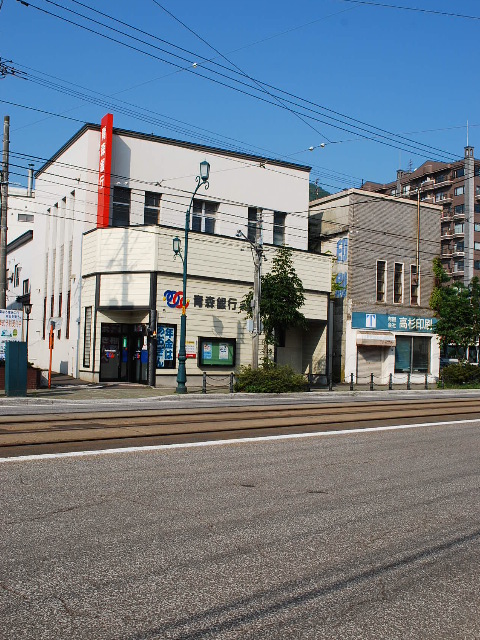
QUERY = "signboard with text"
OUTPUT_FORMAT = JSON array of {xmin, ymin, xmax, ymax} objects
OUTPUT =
[
  {"xmin": 0, "ymin": 309, "xmax": 22, "ymax": 360},
  {"xmin": 97, "ymin": 113, "xmax": 113, "ymax": 228},
  {"xmin": 352, "ymin": 312, "xmax": 437, "ymax": 333}
]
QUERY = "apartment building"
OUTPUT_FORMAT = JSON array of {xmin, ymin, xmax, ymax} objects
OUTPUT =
[
  {"xmin": 12, "ymin": 114, "xmax": 332, "ymax": 386},
  {"xmin": 309, "ymin": 190, "xmax": 441, "ymax": 385},
  {"xmin": 362, "ymin": 146, "xmax": 480, "ymax": 284}
]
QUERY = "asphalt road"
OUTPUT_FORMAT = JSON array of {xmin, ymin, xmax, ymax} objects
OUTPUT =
[{"xmin": 1, "ymin": 418, "xmax": 480, "ymax": 639}]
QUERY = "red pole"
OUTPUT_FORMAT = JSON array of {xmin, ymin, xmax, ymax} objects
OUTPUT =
[{"xmin": 48, "ymin": 324, "xmax": 54, "ymax": 389}]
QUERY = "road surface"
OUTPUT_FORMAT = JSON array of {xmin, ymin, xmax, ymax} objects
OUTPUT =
[{"xmin": 1, "ymin": 410, "xmax": 480, "ymax": 639}]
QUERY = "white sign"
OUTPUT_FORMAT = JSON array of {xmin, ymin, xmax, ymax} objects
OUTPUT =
[
  {"xmin": 0, "ymin": 309, "xmax": 23, "ymax": 360},
  {"xmin": 219, "ymin": 343, "xmax": 229, "ymax": 360}
]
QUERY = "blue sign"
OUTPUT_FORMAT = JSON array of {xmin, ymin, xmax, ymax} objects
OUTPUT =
[
  {"xmin": 352, "ymin": 312, "xmax": 437, "ymax": 333},
  {"xmin": 336, "ymin": 238, "xmax": 348, "ymax": 263},
  {"xmin": 335, "ymin": 272, "xmax": 347, "ymax": 298},
  {"xmin": 157, "ymin": 324, "xmax": 176, "ymax": 368}
]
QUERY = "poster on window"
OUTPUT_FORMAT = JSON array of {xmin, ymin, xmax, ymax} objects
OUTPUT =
[
  {"xmin": 0, "ymin": 309, "xmax": 22, "ymax": 360},
  {"xmin": 203, "ymin": 342, "xmax": 212, "ymax": 360},
  {"xmin": 156, "ymin": 324, "xmax": 176, "ymax": 369}
]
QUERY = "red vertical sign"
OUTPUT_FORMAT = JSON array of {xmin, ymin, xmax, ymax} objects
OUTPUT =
[{"xmin": 97, "ymin": 113, "xmax": 113, "ymax": 228}]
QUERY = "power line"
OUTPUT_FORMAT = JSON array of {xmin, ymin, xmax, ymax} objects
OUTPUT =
[
  {"xmin": 340, "ymin": 0, "xmax": 480, "ymax": 21},
  {"xmin": 14, "ymin": 0, "xmax": 458, "ymax": 162}
]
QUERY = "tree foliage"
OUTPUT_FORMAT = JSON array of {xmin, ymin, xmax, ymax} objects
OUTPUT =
[
  {"xmin": 430, "ymin": 257, "xmax": 480, "ymax": 349},
  {"xmin": 240, "ymin": 246, "xmax": 307, "ymax": 348}
]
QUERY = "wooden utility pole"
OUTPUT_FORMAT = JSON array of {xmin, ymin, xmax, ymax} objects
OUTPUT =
[
  {"xmin": 0, "ymin": 115, "xmax": 9, "ymax": 309},
  {"xmin": 252, "ymin": 209, "xmax": 263, "ymax": 370}
]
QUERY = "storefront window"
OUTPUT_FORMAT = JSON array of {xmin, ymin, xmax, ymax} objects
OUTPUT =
[{"xmin": 395, "ymin": 336, "xmax": 430, "ymax": 373}]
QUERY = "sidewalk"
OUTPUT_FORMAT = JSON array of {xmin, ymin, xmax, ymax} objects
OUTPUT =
[{"xmin": 0, "ymin": 372, "xmax": 474, "ymax": 402}]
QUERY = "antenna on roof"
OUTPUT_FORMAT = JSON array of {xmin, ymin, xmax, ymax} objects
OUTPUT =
[{"xmin": 467, "ymin": 119, "xmax": 469, "ymax": 146}]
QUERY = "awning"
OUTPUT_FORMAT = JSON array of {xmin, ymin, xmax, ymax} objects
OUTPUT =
[{"xmin": 356, "ymin": 331, "xmax": 396, "ymax": 347}]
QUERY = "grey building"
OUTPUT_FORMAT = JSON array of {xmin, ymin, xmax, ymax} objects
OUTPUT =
[
  {"xmin": 309, "ymin": 190, "xmax": 441, "ymax": 385},
  {"xmin": 362, "ymin": 147, "xmax": 480, "ymax": 285}
]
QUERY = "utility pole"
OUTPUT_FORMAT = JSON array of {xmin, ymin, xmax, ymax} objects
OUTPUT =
[
  {"xmin": 252, "ymin": 209, "xmax": 263, "ymax": 370},
  {"xmin": 0, "ymin": 115, "xmax": 9, "ymax": 309}
]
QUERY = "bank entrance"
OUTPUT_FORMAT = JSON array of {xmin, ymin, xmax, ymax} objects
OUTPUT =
[{"xmin": 99, "ymin": 323, "xmax": 148, "ymax": 383}]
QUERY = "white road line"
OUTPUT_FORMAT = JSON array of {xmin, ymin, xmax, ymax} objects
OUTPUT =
[{"xmin": 1, "ymin": 417, "xmax": 479, "ymax": 463}]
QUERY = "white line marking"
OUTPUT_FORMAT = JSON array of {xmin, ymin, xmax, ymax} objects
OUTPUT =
[{"xmin": 1, "ymin": 417, "xmax": 479, "ymax": 463}]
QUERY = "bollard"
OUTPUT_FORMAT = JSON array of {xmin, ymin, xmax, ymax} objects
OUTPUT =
[
  {"xmin": 407, "ymin": 372, "xmax": 411, "ymax": 390},
  {"xmin": 389, "ymin": 373, "xmax": 393, "ymax": 390},
  {"xmin": 350, "ymin": 372, "xmax": 354, "ymax": 391},
  {"xmin": 370, "ymin": 373, "xmax": 374, "ymax": 391},
  {"xmin": 202, "ymin": 371, "xmax": 207, "ymax": 394},
  {"xmin": 230, "ymin": 372, "xmax": 234, "ymax": 393},
  {"xmin": 424, "ymin": 373, "xmax": 428, "ymax": 390},
  {"xmin": 328, "ymin": 375, "xmax": 333, "ymax": 391}
]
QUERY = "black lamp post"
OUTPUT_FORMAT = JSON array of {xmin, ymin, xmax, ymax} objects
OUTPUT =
[
  {"xmin": 24, "ymin": 303, "xmax": 32, "ymax": 354},
  {"xmin": 175, "ymin": 160, "xmax": 210, "ymax": 394}
]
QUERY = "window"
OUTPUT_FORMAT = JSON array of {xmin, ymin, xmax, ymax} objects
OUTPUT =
[
  {"xmin": 475, "ymin": 242, "xmax": 480, "ymax": 251},
  {"xmin": 410, "ymin": 265, "xmax": 419, "ymax": 305},
  {"xmin": 393, "ymin": 262, "xmax": 403, "ymax": 304},
  {"xmin": 42, "ymin": 296, "xmax": 47, "ymax": 340},
  {"xmin": 476, "ymin": 186, "xmax": 480, "ymax": 195},
  {"xmin": 475, "ymin": 223, "xmax": 480, "ymax": 232},
  {"xmin": 199, "ymin": 337, "xmax": 236, "ymax": 367},
  {"xmin": 18, "ymin": 213, "xmax": 34, "ymax": 223},
  {"xmin": 273, "ymin": 211, "xmax": 286, "ymax": 246},
  {"xmin": 144, "ymin": 191, "xmax": 160, "ymax": 225},
  {"xmin": 112, "ymin": 187, "xmax": 131, "ymax": 227},
  {"xmin": 475, "ymin": 166, "xmax": 480, "ymax": 177},
  {"xmin": 435, "ymin": 174, "xmax": 448, "ymax": 184},
  {"xmin": 248, "ymin": 207, "xmax": 259, "ymax": 243},
  {"xmin": 65, "ymin": 290, "xmax": 71, "ymax": 339},
  {"xmin": 192, "ymin": 199, "xmax": 217, "ymax": 234},
  {"xmin": 13, "ymin": 265, "xmax": 20, "ymax": 288},
  {"xmin": 454, "ymin": 222, "xmax": 464, "ymax": 234},
  {"xmin": 453, "ymin": 168, "xmax": 465, "ymax": 178},
  {"xmin": 454, "ymin": 204, "xmax": 465, "ymax": 215},
  {"xmin": 475, "ymin": 205, "xmax": 480, "ymax": 214},
  {"xmin": 83, "ymin": 307, "xmax": 92, "ymax": 368},
  {"xmin": 454, "ymin": 186, "xmax": 465, "ymax": 196},
  {"xmin": 22, "ymin": 279, "xmax": 29, "ymax": 295},
  {"xmin": 435, "ymin": 192, "xmax": 447, "ymax": 202},
  {"xmin": 395, "ymin": 336, "xmax": 430, "ymax": 373},
  {"xmin": 475, "ymin": 261, "xmax": 480, "ymax": 270},
  {"xmin": 457, "ymin": 241, "xmax": 465, "ymax": 252},
  {"xmin": 454, "ymin": 261, "xmax": 464, "ymax": 272},
  {"xmin": 376, "ymin": 260, "xmax": 386, "ymax": 302},
  {"xmin": 57, "ymin": 293, "xmax": 62, "ymax": 339}
]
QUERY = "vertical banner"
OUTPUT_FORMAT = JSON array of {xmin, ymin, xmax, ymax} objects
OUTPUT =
[{"xmin": 97, "ymin": 113, "xmax": 113, "ymax": 228}]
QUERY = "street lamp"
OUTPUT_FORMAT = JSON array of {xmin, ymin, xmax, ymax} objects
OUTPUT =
[
  {"xmin": 24, "ymin": 303, "xmax": 32, "ymax": 354},
  {"xmin": 175, "ymin": 160, "xmax": 210, "ymax": 393}
]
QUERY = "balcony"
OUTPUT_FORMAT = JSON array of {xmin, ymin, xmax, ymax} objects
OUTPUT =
[
  {"xmin": 420, "ymin": 196, "xmax": 434, "ymax": 204},
  {"xmin": 434, "ymin": 178, "xmax": 452, "ymax": 188},
  {"xmin": 453, "ymin": 210, "xmax": 465, "ymax": 219},
  {"xmin": 435, "ymin": 195, "xmax": 453, "ymax": 205},
  {"xmin": 420, "ymin": 178, "xmax": 435, "ymax": 191},
  {"xmin": 442, "ymin": 228, "xmax": 454, "ymax": 238},
  {"xmin": 453, "ymin": 249, "xmax": 465, "ymax": 257}
]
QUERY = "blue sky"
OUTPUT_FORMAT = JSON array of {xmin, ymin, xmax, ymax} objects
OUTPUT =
[{"xmin": 1, "ymin": 0, "xmax": 479, "ymax": 192}]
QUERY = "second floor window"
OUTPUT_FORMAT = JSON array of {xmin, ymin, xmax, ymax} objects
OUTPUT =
[
  {"xmin": 454, "ymin": 186, "xmax": 464, "ymax": 196},
  {"xmin": 394, "ymin": 263, "xmax": 403, "ymax": 304},
  {"xmin": 144, "ymin": 192, "xmax": 160, "ymax": 225},
  {"xmin": 14, "ymin": 265, "xmax": 20, "ymax": 288},
  {"xmin": 248, "ymin": 207, "xmax": 259, "ymax": 243},
  {"xmin": 22, "ymin": 279, "xmax": 29, "ymax": 295},
  {"xmin": 112, "ymin": 187, "xmax": 131, "ymax": 227},
  {"xmin": 192, "ymin": 199, "xmax": 217, "ymax": 234},
  {"xmin": 273, "ymin": 212, "xmax": 286, "ymax": 246},
  {"xmin": 411, "ymin": 265, "xmax": 419, "ymax": 305},
  {"xmin": 376, "ymin": 261, "xmax": 386, "ymax": 302}
]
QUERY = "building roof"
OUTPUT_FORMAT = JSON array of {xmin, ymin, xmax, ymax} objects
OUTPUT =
[
  {"xmin": 7, "ymin": 230, "xmax": 33, "ymax": 253},
  {"xmin": 36, "ymin": 123, "xmax": 312, "ymax": 177},
  {"xmin": 309, "ymin": 188, "xmax": 442, "ymax": 211}
]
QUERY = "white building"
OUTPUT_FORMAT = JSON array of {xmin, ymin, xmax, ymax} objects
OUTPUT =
[{"xmin": 20, "ymin": 115, "xmax": 332, "ymax": 385}]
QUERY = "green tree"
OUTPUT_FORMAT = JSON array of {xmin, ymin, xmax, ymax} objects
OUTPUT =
[
  {"xmin": 240, "ymin": 246, "xmax": 307, "ymax": 354},
  {"xmin": 430, "ymin": 257, "xmax": 480, "ymax": 350}
]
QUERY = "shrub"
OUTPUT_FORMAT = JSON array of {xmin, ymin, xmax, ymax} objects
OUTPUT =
[
  {"xmin": 441, "ymin": 363, "xmax": 480, "ymax": 386},
  {"xmin": 234, "ymin": 364, "xmax": 308, "ymax": 393}
]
